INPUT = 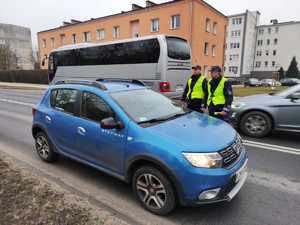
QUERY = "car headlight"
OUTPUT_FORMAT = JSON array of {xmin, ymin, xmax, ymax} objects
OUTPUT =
[
  {"xmin": 232, "ymin": 101, "xmax": 245, "ymax": 109},
  {"xmin": 182, "ymin": 152, "xmax": 222, "ymax": 168}
]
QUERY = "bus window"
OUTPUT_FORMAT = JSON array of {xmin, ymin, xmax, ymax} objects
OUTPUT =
[
  {"xmin": 166, "ymin": 37, "xmax": 190, "ymax": 60},
  {"xmin": 48, "ymin": 53, "xmax": 56, "ymax": 83}
]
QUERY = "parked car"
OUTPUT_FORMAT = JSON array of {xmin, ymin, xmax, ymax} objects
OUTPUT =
[
  {"xmin": 227, "ymin": 78, "xmax": 242, "ymax": 85},
  {"xmin": 260, "ymin": 79, "xmax": 281, "ymax": 87},
  {"xmin": 244, "ymin": 78, "xmax": 261, "ymax": 87},
  {"xmin": 231, "ymin": 84, "xmax": 300, "ymax": 138},
  {"xmin": 32, "ymin": 79, "xmax": 248, "ymax": 215},
  {"xmin": 279, "ymin": 78, "xmax": 300, "ymax": 86}
]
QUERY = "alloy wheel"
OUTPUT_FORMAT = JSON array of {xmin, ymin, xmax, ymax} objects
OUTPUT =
[
  {"xmin": 136, "ymin": 173, "xmax": 167, "ymax": 209},
  {"xmin": 36, "ymin": 135, "xmax": 50, "ymax": 159},
  {"xmin": 244, "ymin": 114, "xmax": 267, "ymax": 135}
]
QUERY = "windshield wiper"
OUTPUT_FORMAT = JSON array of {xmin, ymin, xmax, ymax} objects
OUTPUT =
[{"xmin": 138, "ymin": 111, "xmax": 190, "ymax": 125}]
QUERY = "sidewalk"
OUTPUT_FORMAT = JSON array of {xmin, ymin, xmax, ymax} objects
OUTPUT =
[{"xmin": 0, "ymin": 82, "xmax": 48, "ymax": 90}]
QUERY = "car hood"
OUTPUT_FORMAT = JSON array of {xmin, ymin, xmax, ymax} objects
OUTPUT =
[{"xmin": 146, "ymin": 112, "xmax": 237, "ymax": 152}]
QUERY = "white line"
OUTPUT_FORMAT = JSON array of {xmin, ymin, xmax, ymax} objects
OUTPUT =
[
  {"xmin": 244, "ymin": 140, "xmax": 300, "ymax": 152},
  {"xmin": 244, "ymin": 141, "xmax": 300, "ymax": 156},
  {"xmin": 0, "ymin": 98, "xmax": 35, "ymax": 107}
]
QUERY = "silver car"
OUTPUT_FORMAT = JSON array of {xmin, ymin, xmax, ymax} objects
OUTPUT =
[{"xmin": 231, "ymin": 84, "xmax": 300, "ymax": 137}]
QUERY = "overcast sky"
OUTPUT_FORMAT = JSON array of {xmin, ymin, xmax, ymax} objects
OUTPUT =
[{"xmin": 1, "ymin": 0, "xmax": 300, "ymax": 49}]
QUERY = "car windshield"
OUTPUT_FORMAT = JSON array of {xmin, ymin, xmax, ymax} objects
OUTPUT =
[{"xmin": 111, "ymin": 89, "xmax": 189, "ymax": 124}]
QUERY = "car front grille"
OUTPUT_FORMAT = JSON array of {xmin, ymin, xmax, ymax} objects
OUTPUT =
[{"xmin": 219, "ymin": 136, "xmax": 243, "ymax": 167}]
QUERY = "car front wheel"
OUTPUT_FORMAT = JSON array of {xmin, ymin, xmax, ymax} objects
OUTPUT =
[
  {"xmin": 240, "ymin": 111, "xmax": 272, "ymax": 138},
  {"xmin": 132, "ymin": 166, "xmax": 176, "ymax": 215}
]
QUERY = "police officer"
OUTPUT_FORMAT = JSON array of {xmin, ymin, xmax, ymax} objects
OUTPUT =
[
  {"xmin": 204, "ymin": 66, "xmax": 233, "ymax": 121},
  {"xmin": 182, "ymin": 65, "xmax": 207, "ymax": 112}
]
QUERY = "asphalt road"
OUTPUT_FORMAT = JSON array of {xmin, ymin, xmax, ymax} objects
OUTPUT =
[{"xmin": 0, "ymin": 88, "xmax": 299, "ymax": 225}]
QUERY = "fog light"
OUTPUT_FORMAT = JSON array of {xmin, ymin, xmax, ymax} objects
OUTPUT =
[{"xmin": 198, "ymin": 188, "xmax": 221, "ymax": 200}]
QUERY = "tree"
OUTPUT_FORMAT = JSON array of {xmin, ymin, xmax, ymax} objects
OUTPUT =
[
  {"xmin": 278, "ymin": 67, "xmax": 285, "ymax": 80},
  {"xmin": 286, "ymin": 57, "xmax": 300, "ymax": 78}
]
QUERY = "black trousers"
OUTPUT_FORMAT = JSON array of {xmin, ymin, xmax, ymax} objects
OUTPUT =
[
  {"xmin": 208, "ymin": 104, "xmax": 230, "ymax": 122},
  {"xmin": 187, "ymin": 99, "xmax": 203, "ymax": 113}
]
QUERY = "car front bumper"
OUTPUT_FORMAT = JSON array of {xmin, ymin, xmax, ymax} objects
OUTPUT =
[{"xmin": 178, "ymin": 151, "xmax": 248, "ymax": 206}]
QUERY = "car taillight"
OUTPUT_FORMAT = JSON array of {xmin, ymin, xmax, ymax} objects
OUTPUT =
[
  {"xmin": 159, "ymin": 82, "xmax": 171, "ymax": 93},
  {"xmin": 32, "ymin": 107, "xmax": 37, "ymax": 116}
]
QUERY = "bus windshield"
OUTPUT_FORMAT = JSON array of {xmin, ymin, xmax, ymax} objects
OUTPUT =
[{"xmin": 166, "ymin": 37, "xmax": 190, "ymax": 60}]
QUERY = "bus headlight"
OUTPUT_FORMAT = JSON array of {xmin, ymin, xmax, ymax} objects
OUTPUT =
[{"xmin": 182, "ymin": 152, "xmax": 222, "ymax": 168}]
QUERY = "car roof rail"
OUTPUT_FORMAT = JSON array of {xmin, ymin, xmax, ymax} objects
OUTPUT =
[
  {"xmin": 55, "ymin": 80, "xmax": 108, "ymax": 90},
  {"xmin": 96, "ymin": 78, "xmax": 145, "ymax": 86}
]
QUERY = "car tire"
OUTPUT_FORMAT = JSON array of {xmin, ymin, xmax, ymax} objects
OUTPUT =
[
  {"xmin": 240, "ymin": 111, "xmax": 272, "ymax": 138},
  {"xmin": 35, "ymin": 132, "xmax": 58, "ymax": 162},
  {"xmin": 132, "ymin": 166, "xmax": 176, "ymax": 215}
]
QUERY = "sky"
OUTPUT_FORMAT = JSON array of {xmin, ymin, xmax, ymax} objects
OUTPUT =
[{"xmin": 1, "ymin": 0, "xmax": 300, "ymax": 49}]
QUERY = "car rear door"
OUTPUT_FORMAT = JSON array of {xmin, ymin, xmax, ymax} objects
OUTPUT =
[
  {"xmin": 74, "ymin": 91, "xmax": 127, "ymax": 173},
  {"xmin": 46, "ymin": 88, "xmax": 81, "ymax": 156}
]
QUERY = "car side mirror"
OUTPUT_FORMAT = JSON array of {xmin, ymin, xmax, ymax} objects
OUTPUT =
[
  {"xmin": 100, "ymin": 117, "xmax": 123, "ymax": 130},
  {"xmin": 289, "ymin": 93, "xmax": 300, "ymax": 101}
]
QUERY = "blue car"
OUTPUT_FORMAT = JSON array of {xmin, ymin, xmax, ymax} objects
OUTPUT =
[{"xmin": 32, "ymin": 79, "xmax": 248, "ymax": 215}]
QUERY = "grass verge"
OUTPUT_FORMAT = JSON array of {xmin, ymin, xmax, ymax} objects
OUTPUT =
[
  {"xmin": 233, "ymin": 86, "xmax": 288, "ymax": 97},
  {"xmin": 0, "ymin": 157, "xmax": 128, "ymax": 225}
]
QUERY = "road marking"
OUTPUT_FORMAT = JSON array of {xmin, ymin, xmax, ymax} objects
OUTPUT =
[
  {"xmin": 0, "ymin": 98, "xmax": 35, "ymax": 107},
  {"xmin": 244, "ymin": 140, "xmax": 300, "ymax": 156}
]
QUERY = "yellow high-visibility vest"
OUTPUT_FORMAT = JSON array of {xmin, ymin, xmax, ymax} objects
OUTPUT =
[
  {"xmin": 186, "ymin": 75, "xmax": 206, "ymax": 100},
  {"xmin": 207, "ymin": 77, "xmax": 227, "ymax": 106}
]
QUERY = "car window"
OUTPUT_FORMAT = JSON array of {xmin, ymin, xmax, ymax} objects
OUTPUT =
[
  {"xmin": 53, "ymin": 89, "xmax": 81, "ymax": 115},
  {"xmin": 82, "ymin": 92, "xmax": 115, "ymax": 122}
]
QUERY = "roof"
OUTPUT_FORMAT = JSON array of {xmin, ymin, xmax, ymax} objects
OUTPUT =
[
  {"xmin": 38, "ymin": 0, "xmax": 226, "ymax": 34},
  {"xmin": 257, "ymin": 20, "xmax": 300, "ymax": 28},
  {"xmin": 52, "ymin": 80, "xmax": 147, "ymax": 93}
]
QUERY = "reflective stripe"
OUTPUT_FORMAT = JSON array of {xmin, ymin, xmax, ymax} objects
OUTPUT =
[
  {"xmin": 207, "ymin": 77, "xmax": 227, "ymax": 106},
  {"xmin": 187, "ymin": 75, "xmax": 205, "ymax": 100}
]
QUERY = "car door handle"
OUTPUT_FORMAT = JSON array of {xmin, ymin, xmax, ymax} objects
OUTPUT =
[
  {"xmin": 45, "ymin": 115, "xmax": 52, "ymax": 123},
  {"xmin": 77, "ymin": 126, "xmax": 86, "ymax": 135}
]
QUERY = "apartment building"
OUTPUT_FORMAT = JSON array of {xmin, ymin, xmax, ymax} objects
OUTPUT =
[
  {"xmin": 253, "ymin": 20, "xmax": 300, "ymax": 77},
  {"xmin": 38, "ymin": 0, "xmax": 228, "ymax": 74},
  {"xmin": 224, "ymin": 10, "xmax": 260, "ymax": 77}
]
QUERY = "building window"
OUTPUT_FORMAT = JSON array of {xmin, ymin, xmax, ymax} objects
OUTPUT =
[
  {"xmin": 83, "ymin": 31, "xmax": 91, "ymax": 42},
  {"xmin": 72, "ymin": 34, "xmax": 76, "ymax": 44},
  {"xmin": 170, "ymin": 15, "xmax": 180, "ymax": 29},
  {"xmin": 112, "ymin": 26, "xmax": 120, "ymax": 38},
  {"xmin": 229, "ymin": 54, "xmax": 239, "ymax": 61},
  {"xmin": 257, "ymin": 40, "xmax": 263, "ymax": 46},
  {"xmin": 268, "ymin": 27, "xmax": 272, "ymax": 34},
  {"xmin": 212, "ymin": 45, "xmax": 216, "ymax": 57},
  {"xmin": 232, "ymin": 30, "xmax": 241, "ymax": 37},
  {"xmin": 258, "ymin": 29, "xmax": 264, "ymax": 35},
  {"xmin": 151, "ymin": 18, "xmax": 159, "ymax": 32},
  {"xmin": 213, "ymin": 22, "xmax": 217, "ymax": 34},
  {"xmin": 272, "ymin": 61, "xmax": 276, "ymax": 67},
  {"xmin": 267, "ymin": 39, "xmax": 270, "ymax": 45},
  {"xmin": 265, "ymin": 61, "xmax": 268, "ymax": 67},
  {"xmin": 256, "ymin": 51, "xmax": 262, "ymax": 56},
  {"xmin": 229, "ymin": 66, "xmax": 238, "ymax": 74},
  {"xmin": 274, "ymin": 38, "xmax": 278, "ymax": 45},
  {"xmin": 275, "ymin": 27, "xmax": 279, "ymax": 33},
  {"xmin": 205, "ymin": 18, "xmax": 211, "ymax": 32},
  {"xmin": 50, "ymin": 37, "xmax": 55, "ymax": 48},
  {"xmin": 273, "ymin": 50, "xmax": 277, "ymax": 56},
  {"xmin": 96, "ymin": 29, "xmax": 105, "ymax": 40},
  {"xmin": 204, "ymin": 42, "xmax": 209, "ymax": 56},
  {"xmin": 230, "ymin": 43, "xmax": 240, "ymax": 49},
  {"xmin": 60, "ymin": 34, "xmax": 65, "ymax": 46},
  {"xmin": 42, "ymin": 39, "xmax": 46, "ymax": 48},
  {"xmin": 255, "ymin": 61, "xmax": 261, "ymax": 68},
  {"xmin": 232, "ymin": 17, "xmax": 242, "ymax": 25},
  {"xmin": 266, "ymin": 50, "xmax": 269, "ymax": 56}
]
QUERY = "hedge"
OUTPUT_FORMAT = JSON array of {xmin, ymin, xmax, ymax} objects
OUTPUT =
[{"xmin": 0, "ymin": 70, "xmax": 49, "ymax": 84}]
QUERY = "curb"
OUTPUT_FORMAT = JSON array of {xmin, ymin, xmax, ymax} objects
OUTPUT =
[{"xmin": 0, "ymin": 83, "xmax": 48, "ymax": 90}]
